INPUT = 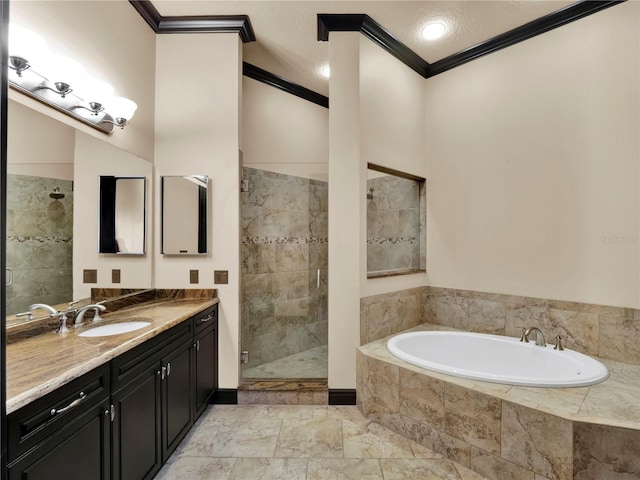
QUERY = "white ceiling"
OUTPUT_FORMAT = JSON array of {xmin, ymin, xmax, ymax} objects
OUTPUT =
[{"xmin": 153, "ymin": 1, "xmax": 574, "ymax": 96}]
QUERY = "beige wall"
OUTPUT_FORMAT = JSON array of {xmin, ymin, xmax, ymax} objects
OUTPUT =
[
  {"xmin": 9, "ymin": 0, "xmax": 155, "ymax": 160},
  {"xmin": 242, "ymin": 77, "xmax": 329, "ymax": 181},
  {"xmin": 424, "ymin": 2, "xmax": 640, "ymax": 309},
  {"xmin": 7, "ymin": 100, "xmax": 74, "ymax": 180},
  {"xmin": 73, "ymin": 132, "xmax": 153, "ymax": 300},
  {"xmin": 155, "ymin": 33, "xmax": 243, "ymax": 389},
  {"xmin": 328, "ymin": 34, "xmax": 427, "ymax": 389}
]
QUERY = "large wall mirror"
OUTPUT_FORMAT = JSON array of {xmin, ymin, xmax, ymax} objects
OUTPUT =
[
  {"xmin": 6, "ymin": 100, "xmax": 153, "ymax": 319},
  {"xmin": 99, "ymin": 176, "xmax": 146, "ymax": 254},
  {"xmin": 367, "ymin": 163, "xmax": 426, "ymax": 278},
  {"xmin": 161, "ymin": 175, "xmax": 209, "ymax": 255}
]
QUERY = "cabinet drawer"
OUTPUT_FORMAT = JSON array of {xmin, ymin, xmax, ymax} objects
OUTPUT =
[
  {"xmin": 8, "ymin": 363, "xmax": 110, "ymax": 463},
  {"xmin": 111, "ymin": 319, "xmax": 193, "ymax": 391},
  {"xmin": 193, "ymin": 304, "xmax": 217, "ymax": 335}
]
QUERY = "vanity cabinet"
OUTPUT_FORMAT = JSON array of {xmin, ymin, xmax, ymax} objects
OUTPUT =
[
  {"xmin": 7, "ymin": 304, "xmax": 219, "ymax": 480},
  {"xmin": 7, "ymin": 364, "xmax": 111, "ymax": 480}
]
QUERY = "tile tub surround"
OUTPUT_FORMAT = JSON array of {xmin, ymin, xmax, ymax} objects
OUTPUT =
[
  {"xmin": 360, "ymin": 286, "xmax": 640, "ymax": 365},
  {"xmin": 6, "ymin": 295, "xmax": 218, "ymax": 414},
  {"xmin": 241, "ymin": 167, "xmax": 328, "ymax": 373},
  {"xmin": 6, "ymin": 174, "xmax": 73, "ymax": 315},
  {"xmin": 357, "ymin": 324, "xmax": 640, "ymax": 480},
  {"xmin": 155, "ymin": 404, "xmax": 489, "ymax": 480}
]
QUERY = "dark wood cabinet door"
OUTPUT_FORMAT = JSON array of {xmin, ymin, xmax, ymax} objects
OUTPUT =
[
  {"xmin": 162, "ymin": 342, "xmax": 193, "ymax": 460},
  {"xmin": 8, "ymin": 401, "xmax": 111, "ymax": 480},
  {"xmin": 112, "ymin": 365, "xmax": 162, "ymax": 480},
  {"xmin": 194, "ymin": 323, "xmax": 218, "ymax": 419}
]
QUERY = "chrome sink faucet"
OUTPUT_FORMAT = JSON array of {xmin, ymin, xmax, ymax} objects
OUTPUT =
[
  {"xmin": 74, "ymin": 304, "xmax": 107, "ymax": 325},
  {"xmin": 26, "ymin": 303, "xmax": 70, "ymax": 334},
  {"xmin": 520, "ymin": 326, "xmax": 547, "ymax": 347}
]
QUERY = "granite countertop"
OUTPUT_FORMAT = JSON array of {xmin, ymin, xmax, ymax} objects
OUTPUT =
[
  {"xmin": 360, "ymin": 323, "xmax": 640, "ymax": 431},
  {"xmin": 6, "ymin": 297, "xmax": 218, "ymax": 414}
]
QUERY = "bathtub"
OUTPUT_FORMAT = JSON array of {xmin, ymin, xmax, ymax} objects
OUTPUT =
[{"xmin": 387, "ymin": 331, "xmax": 608, "ymax": 387}]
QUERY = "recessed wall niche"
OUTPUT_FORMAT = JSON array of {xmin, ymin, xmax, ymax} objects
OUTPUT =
[{"xmin": 367, "ymin": 163, "xmax": 426, "ymax": 278}]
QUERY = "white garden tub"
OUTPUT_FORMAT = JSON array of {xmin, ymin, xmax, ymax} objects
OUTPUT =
[{"xmin": 387, "ymin": 331, "xmax": 608, "ymax": 387}]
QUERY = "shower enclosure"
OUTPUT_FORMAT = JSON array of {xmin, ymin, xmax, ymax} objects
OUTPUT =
[{"xmin": 240, "ymin": 167, "xmax": 328, "ymax": 380}]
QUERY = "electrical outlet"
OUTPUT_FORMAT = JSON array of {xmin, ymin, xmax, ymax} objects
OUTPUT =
[
  {"xmin": 241, "ymin": 351, "xmax": 249, "ymax": 364},
  {"xmin": 190, "ymin": 270, "xmax": 199, "ymax": 284},
  {"xmin": 112, "ymin": 269, "xmax": 121, "ymax": 284}
]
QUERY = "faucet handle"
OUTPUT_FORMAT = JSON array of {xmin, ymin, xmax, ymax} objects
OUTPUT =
[
  {"xmin": 519, "ymin": 327, "xmax": 529, "ymax": 342},
  {"xmin": 68, "ymin": 300, "xmax": 80, "ymax": 308},
  {"xmin": 554, "ymin": 334, "xmax": 565, "ymax": 351},
  {"xmin": 56, "ymin": 313, "xmax": 69, "ymax": 335},
  {"xmin": 16, "ymin": 311, "xmax": 34, "ymax": 321}
]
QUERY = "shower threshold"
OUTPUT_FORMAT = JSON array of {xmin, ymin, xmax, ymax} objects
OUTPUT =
[{"xmin": 242, "ymin": 345, "xmax": 327, "ymax": 381}]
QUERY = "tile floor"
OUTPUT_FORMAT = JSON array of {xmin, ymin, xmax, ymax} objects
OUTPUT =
[
  {"xmin": 242, "ymin": 346, "xmax": 328, "ymax": 380},
  {"xmin": 155, "ymin": 405, "xmax": 487, "ymax": 479}
]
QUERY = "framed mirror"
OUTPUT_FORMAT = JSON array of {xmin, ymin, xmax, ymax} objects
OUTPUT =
[
  {"xmin": 99, "ymin": 176, "xmax": 147, "ymax": 254},
  {"xmin": 367, "ymin": 163, "xmax": 426, "ymax": 278},
  {"xmin": 161, "ymin": 175, "xmax": 208, "ymax": 255}
]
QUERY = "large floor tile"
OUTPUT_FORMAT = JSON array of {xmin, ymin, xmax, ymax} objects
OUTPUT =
[
  {"xmin": 229, "ymin": 458, "xmax": 308, "ymax": 479},
  {"xmin": 154, "ymin": 457, "xmax": 236, "ymax": 480},
  {"xmin": 274, "ymin": 417, "xmax": 343, "ymax": 458},
  {"xmin": 307, "ymin": 459, "xmax": 383, "ymax": 480},
  {"xmin": 342, "ymin": 419, "xmax": 422, "ymax": 459},
  {"xmin": 380, "ymin": 458, "xmax": 466, "ymax": 480},
  {"xmin": 180, "ymin": 417, "xmax": 282, "ymax": 457}
]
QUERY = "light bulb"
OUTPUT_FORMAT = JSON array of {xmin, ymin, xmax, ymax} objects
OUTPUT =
[
  {"xmin": 8, "ymin": 24, "xmax": 48, "ymax": 66},
  {"xmin": 320, "ymin": 64, "xmax": 330, "ymax": 78},
  {"xmin": 44, "ymin": 54, "xmax": 86, "ymax": 87},
  {"xmin": 107, "ymin": 96, "xmax": 137, "ymax": 123},
  {"xmin": 421, "ymin": 22, "xmax": 447, "ymax": 40},
  {"xmin": 74, "ymin": 78, "xmax": 114, "ymax": 103}
]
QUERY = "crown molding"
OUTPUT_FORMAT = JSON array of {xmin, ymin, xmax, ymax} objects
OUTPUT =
[
  {"xmin": 427, "ymin": 1, "xmax": 624, "ymax": 77},
  {"xmin": 129, "ymin": 1, "xmax": 256, "ymax": 42},
  {"xmin": 243, "ymin": 63, "xmax": 329, "ymax": 108},
  {"xmin": 318, "ymin": 1, "xmax": 624, "ymax": 79}
]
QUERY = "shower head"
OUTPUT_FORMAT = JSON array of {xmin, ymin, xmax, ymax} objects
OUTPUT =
[
  {"xmin": 367, "ymin": 187, "xmax": 374, "ymax": 200},
  {"xmin": 49, "ymin": 187, "xmax": 65, "ymax": 200}
]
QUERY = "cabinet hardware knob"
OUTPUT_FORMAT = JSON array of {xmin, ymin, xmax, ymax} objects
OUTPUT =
[
  {"xmin": 167, "ymin": 362, "xmax": 171, "ymax": 376},
  {"xmin": 110, "ymin": 404, "xmax": 115, "ymax": 422},
  {"xmin": 200, "ymin": 314, "xmax": 213, "ymax": 323},
  {"xmin": 196, "ymin": 340, "xmax": 200, "ymax": 352},
  {"xmin": 161, "ymin": 366, "xmax": 166, "ymax": 380},
  {"xmin": 50, "ymin": 391, "xmax": 86, "ymax": 416}
]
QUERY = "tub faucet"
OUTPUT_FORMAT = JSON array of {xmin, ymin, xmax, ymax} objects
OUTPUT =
[
  {"xmin": 521, "ymin": 326, "xmax": 546, "ymax": 347},
  {"xmin": 74, "ymin": 304, "xmax": 107, "ymax": 325}
]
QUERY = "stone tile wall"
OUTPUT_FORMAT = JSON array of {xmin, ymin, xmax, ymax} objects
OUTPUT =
[
  {"xmin": 6, "ymin": 174, "xmax": 73, "ymax": 315},
  {"xmin": 360, "ymin": 286, "xmax": 640, "ymax": 365},
  {"xmin": 426, "ymin": 287, "xmax": 640, "ymax": 366},
  {"xmin": 366, "ymin": 174, "xmax": 422, "ymax": 274},
  {"xmin": 360, "ymin": 287, "xmax": 425, "ymax": 345},
  {"xmin": 241, "ymin": 167, "xmax": 328, "ymax": 373}
]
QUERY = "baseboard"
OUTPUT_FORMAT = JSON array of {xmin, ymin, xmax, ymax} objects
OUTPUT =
[
  {"xmin": 328, "ymin": 389, "xmax": 357, "ymax": 405},
  {"xmin": 212, "ymin": 388, "xmax": 238, "ymax": 404}
]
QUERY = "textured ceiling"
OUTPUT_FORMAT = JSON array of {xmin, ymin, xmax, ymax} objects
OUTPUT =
[{"xmin": 153, "ymin": 1, "xmax": 574, "ymax": 96}]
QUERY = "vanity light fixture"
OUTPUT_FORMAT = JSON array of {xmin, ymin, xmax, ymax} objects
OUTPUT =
[
  {"xmin": 421, "ymin": 21, "xmax": 447, "ymax": 41},
  {"xmin": 7, "ymin": 24, "xmax": 137, "ymax": 133}
]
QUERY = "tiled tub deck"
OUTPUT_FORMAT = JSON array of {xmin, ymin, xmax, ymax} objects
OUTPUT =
[{"xmin": 357, "ymin": 323, "xmax": 640, "ymax": 480}]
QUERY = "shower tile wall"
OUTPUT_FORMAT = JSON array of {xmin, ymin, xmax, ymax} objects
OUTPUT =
[
  {"xmin": 367, "ymin": 175, "xmax": 421, "ymax": 273},
  {"xmin": 241, "ymin": 167, "xmax": 328, "ymax": 374},
  {"xmin": 6, "ymin": 174, "xmax": 73, "ymax": 315}
]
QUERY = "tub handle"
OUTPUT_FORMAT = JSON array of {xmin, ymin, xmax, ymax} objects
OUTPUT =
[
  {"xmin": 554, "ymin": 335, "xmax": 564, "ymax": 351},
  {"xmin": 519, "ymin": 327, "xmax": 528, "ymax": 342}
]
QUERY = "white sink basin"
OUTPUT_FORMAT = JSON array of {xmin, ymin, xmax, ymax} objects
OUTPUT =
[{"xmin": 78, "ymin": 321, "xmax": 151, "ymax": 338}]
